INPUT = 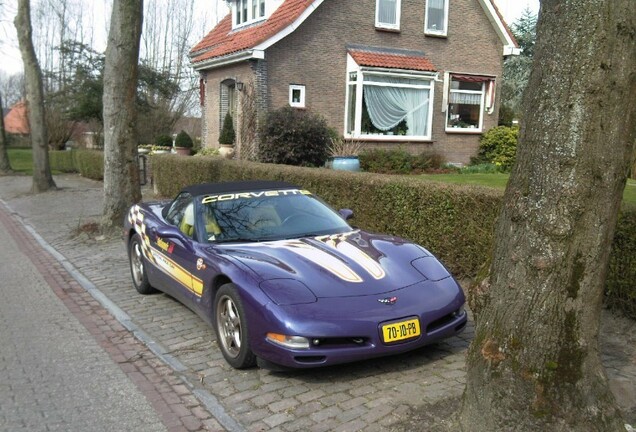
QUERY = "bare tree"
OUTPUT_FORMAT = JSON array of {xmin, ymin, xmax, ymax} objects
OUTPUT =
[
  {"xmin": 0, "ymin": 72, "xmax": 26, "ymax": 107},
  {"xmin": 101, "ymin": 0, "xmax": 143, "ymax": 228},
  {"xmin": 14, "ymin": 0, "xmax": 56, "ymax": 192},
  {"xmin": 0, "ymin": 92, "xmax": 13, "ymax": 174},
  {"xmin": 460, "ymin": 1, "xmax": 636, "ymax": 431}
]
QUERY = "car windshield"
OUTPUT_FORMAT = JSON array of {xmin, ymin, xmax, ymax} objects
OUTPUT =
[{"xmin": 198, "ymin": 189, "xmax": 352, "ymax": 243}]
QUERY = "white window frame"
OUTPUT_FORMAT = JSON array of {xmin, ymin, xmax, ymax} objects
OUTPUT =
[
  {"xmin": 344, "ymin": 58, "xmax": 435, "ymax": 141},
  {"xmin": 289, "ymin": 84, "xmax": 306, "ymax": 108},
  {"xmin": 232, "ymin": 0, "xmax": 267, "ymax": 29},
  {"xmin": 445, "ymin": 75, "xmax": 488, "ymax": 133},
  {"xmin": 425, "ymin": 0, "xmax": 449, "ymax": 36},
  {"xmin": 375, "ymin": 0, "xmax": 401, "ymax": 31}
]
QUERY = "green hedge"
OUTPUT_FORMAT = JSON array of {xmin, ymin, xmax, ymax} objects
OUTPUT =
[
  {"xmin": 49, "ymin": 149, "xmax": 104, "ymax": 180},
  {"xmin": 151, "ymin": 154, "xmax": 636, "ymax": 318}
]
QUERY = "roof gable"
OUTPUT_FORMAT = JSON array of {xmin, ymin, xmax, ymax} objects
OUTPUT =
[
  {"xmin": 3, "ymin": 101, "xmax": 29, "ymax": 135},
  {"xmin": 190, "ymin": 0, "xmax": 518, "ymax": 70},
  {"xmin": 190, "ymin": 0, "xmax": 321, "ymax": 68}
]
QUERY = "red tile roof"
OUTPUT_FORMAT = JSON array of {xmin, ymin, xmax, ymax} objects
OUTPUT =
[
  {"xmin": 3, "ymin": 101, "xmax": 29, "ymax": 135},
  {"xmin": 190, "ymin": 0, "xmax": 316, "ymax": 65},
  {"xmin": 348, "ymin": 49, "xmax": 437, "ymax": 72}
]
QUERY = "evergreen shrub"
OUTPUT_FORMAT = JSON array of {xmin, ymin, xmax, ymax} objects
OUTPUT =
[
  {"xmin": 258, "ymin": 107, "xmax": 330, "ymax": 167},
  {"xmin": 174, "ymin": 130, "xmax": 193, "ymax": 148},
  {"xmin": 477, "ymin": 126, "xmax": 519, "ymax": 171}
]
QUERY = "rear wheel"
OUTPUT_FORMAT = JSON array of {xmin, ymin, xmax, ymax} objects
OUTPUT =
[
  {"xmin": 128, "ymin": 234, "xmax": 156, "ymax": 295},
  {"xmin": 214, "ymin": 284, "xmax": 256, "ymax": 369}
]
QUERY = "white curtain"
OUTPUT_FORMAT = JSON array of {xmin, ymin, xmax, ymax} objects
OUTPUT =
[
  {"xmin": 427, "ymin": 0, "xmax": 445, "ymax": 31},
  {"xmin": 449, "ymin": 92, "xmax": 481, "ymax": 105},
  {"xmin": 363, "ymin": 76, "xmax": 429, "ymax": 136},
  {"xmin": 378, "ymin": 0, "xmax": 397, "ymax": 25}
]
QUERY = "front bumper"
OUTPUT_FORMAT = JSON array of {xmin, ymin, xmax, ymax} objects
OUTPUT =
[{"xmin": 249, "ymin": 277, "xmax": 467, "ymax": 368}]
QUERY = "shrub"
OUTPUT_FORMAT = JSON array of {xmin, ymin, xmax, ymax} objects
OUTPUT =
[
  {"xmin": 74, "ymin": 150, "xmax": 104, "ymax": 180},
  {"xmin": 150, "ymin": 155, "xmax": 636, "ymax": 317},
  {"xmin": 359, "ymin": 148, "xmax": 443, "ymax": 174},
  {"xmin": 155, "ymin": 134, "xmax": 173, "ymax": 148},
  {"xmin": 258, "ymin": 107, "xmax": 330, "ymax": 167},
  {"xmin": 478, "ymin": 126, "xmax": 519, "ymax": 171},
  {"xmin": 219, "ymin": 112, "xmax": 235, "ymax": 145},
  {"xmin": 460, "ymin": 163, "xmax": 502, "ymax": 174},
  {"xmin": 174, "ymin": 130, "xmax": 193, "ymax": 148},
  {"xmin": 49, "ymin": 150, "xmax": 77, "ymax": 173}
]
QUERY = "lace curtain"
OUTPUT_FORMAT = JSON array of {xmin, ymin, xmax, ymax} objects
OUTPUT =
[
  {"xmin": 377, "ymin": 0, "xmax": 397, "ymax": 25},
  {"xmin": 363, "ymin": 76, "xmax": 429, "ymax": 136}
]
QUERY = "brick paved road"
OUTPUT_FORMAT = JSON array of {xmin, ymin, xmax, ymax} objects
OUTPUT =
[{"xmin": 1, "ymin": 174, "xmax": 634, "ymax": 431}]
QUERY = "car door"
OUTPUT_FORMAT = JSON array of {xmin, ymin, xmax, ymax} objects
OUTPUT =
[{"xmin": 153, "ymin": 193, "xmax": 203, "ymax": 309}]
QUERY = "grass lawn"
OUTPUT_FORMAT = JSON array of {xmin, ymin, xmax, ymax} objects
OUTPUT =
[{"xmin": 418, "ymin": 172, "xmax": 636, "ymax": 206}]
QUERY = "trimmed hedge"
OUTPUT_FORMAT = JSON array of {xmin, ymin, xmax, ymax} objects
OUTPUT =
[
  {"xmin": 151, "ymin": 154, "xmax": 636, "ymax": 318},
  {"xmin": 49, "ymin": 149, "xmax": 104, "ymax": 180}
]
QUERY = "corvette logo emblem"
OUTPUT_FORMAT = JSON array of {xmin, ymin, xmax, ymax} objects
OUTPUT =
[{"xmin": 378, "ymin": 296, "xmax": 398, "ymax": 305}]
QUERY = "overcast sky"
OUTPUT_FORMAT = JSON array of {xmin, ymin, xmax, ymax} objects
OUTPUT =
[{"xmin": 0, "ymin": 0, "xmax": 540, "ymax": 75}]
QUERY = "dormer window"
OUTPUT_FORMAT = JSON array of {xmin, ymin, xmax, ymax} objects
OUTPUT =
[{"xmin": 233, "ymin": 0, "xmax": 266, "ymax": 28}]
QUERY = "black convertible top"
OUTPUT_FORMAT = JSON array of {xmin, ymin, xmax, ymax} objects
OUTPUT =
[{"xmin": 182, "ymin": 180, "xmax": 299, "ymax": 196}]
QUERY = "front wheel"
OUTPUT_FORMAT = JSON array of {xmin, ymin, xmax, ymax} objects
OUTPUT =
[
  {"xmin": 128, "ymin": 234, "xmax": 156, "ymax": 295},
  {"xmin": 214, "ymin": 284, "xmax": 256, "ymax": 369}
]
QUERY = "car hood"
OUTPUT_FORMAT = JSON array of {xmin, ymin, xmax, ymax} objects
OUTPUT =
[{"xmin": 216, "ymin": 231, "xmax": 451, "ymax": 298}]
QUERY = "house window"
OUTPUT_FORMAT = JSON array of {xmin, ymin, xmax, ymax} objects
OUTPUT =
[
  {"xmin": 346, "ymin": 70, "xmax": 434, "ymax": 140},
  {"xmin": 376, "ymin": 0, "xmax": 401, "ymax": 30},
  {"xmin": 289, "ymin": 85, "xmax": 305, "ymax": 108},
  {"xmin": 446, "ymin": 75, "xmax": 495, "ymax": 132},
  {"xmin": 233, "ymin": 0, "xmax": 265, "ymax": 28},
  {"xmin": 425, "ymin": 0, "xmax": 448, "ymax": 36}
]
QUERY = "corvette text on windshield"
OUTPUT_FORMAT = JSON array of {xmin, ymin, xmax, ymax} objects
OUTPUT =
[{"xmin": 201, "ymin": 189, "xmax": 311, "ymax": 204}]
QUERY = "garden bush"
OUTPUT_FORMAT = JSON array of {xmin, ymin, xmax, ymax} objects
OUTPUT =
[
  {"xmin": 49, "ymin": 150, "xmax": 77, "ymax": 173},
  {"xmin": 359, "ymin": 148, "xmax": 443, "ymax": 174},
  {"xmin": 74, "ymin": 150, "xmax": 104, "ymax": 180},
  {"xmin": 477, "ymin": 125, "xmax": 519, "ymax": 171},
  {"xmin": 258, "ymin": 107, "xmax": 330, "ymax": 167},
  {"xmin": 151, "ymin": 154, "xmax": 636, "ymax": 318}
]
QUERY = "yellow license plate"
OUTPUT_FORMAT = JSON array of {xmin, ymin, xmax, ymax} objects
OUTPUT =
[{"xmin": 382, "ymin": 318, "xmax": 421, "ymax": 343}]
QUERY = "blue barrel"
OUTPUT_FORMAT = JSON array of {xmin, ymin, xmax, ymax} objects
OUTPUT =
[{"xmin": 331, "ymin": 157, "xmax": 360, "ymax": 172}]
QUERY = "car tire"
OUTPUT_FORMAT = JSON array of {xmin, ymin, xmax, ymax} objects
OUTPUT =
[
  {"xmin": 214, "ymin": 284, "xmax": 256, "ymax": 369},
  {"xmin": 128, "ymin": 234, "xmax": 156, "ymax": 295}
]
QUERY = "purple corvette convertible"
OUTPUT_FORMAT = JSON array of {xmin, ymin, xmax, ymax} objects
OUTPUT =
[{"xmin": 125, "ymin": 181, "xmax": 467, "ymax": 369}]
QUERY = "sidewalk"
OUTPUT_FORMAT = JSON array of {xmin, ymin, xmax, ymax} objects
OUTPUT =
[{"xmin": 0, "ymin": 173, "xmax": 634, "ymax": 431}]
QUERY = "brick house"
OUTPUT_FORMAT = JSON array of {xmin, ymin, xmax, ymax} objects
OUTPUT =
[{"xmin": 190, "ymin": 0, "xmax": 518, "ymax": 165}]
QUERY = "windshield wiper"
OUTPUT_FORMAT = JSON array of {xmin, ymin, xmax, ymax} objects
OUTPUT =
[{"xmin": 214, "ymin": 237, "xmax": 262, "ymax": 244}]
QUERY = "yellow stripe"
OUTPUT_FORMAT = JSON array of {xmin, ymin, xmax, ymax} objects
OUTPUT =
[{"xmin": 150, "ymin": 249, "xmax": 203, "ymax": 297}]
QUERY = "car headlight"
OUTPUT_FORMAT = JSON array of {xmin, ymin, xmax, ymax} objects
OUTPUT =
[
  {"xmin": 411, "ymin": 257, "xmax": 451, "ymax": 281},
  {"xmin": 266, "ymin": 333, "xmax": 310, "ymax": 349},
  {"xmin": 259, "ymin": 279, "xmax": 317, "ymax": 305}
]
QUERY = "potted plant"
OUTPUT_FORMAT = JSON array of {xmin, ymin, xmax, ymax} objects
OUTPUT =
[
  {"xmin": 327, "ymin": 137, "xmax": 362, "ymax": 171},
  {"xmin": 174, "ymin": 130, "xmax": 194, "ymax": 155},
  {"xmin": 218, "ymin": 112, "xmax": 236, "ymax": 158},
  {"xmin": 138, "ymin": 144, "xmax": 152, "ymax": 154}
]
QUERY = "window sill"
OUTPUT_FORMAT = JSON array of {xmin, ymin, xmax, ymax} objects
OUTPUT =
[
  {"xmin": 375, "ymin": 26, "xmax": 401, "ymax": 33},
  {"xmin": 445, "ymin": 128, "xmax": 482, "ymax": 134},
  {"xmin": 346, "ymin": 134, "xmax": 432, "ymax": 142},
  {"xmin": 425, "ymin": 31, "xmax": 448, "ymax": 38}
]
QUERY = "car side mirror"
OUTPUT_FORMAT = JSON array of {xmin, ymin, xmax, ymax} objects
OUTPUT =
[
  {"xmin": 151, "ymin": 225, "xmax": 195, "ymax": 252},
  {"xmin": 339, "ymin": 209, "xmax": 354, "ymax": 221}
]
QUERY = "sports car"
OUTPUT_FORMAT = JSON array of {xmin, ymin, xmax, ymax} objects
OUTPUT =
[{"xmin": 124, "ymin": 180, "xmax": 467, "ymax": 369}]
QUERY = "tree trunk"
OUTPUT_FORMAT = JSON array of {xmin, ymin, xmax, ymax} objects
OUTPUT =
[
  {"xmin": 101, "ymin": 0, "xmax": 143, "ymax": 228},
  {"xmin": 460, "ymin": 1, "xmax": 636, "ymax": 431},
  {"xmin": 0, "ymin": 93, "xmax": 13, "ymax": 174},
  {"xmin": 14, "ymin": 0, "xmax": 56, "ymax": 193}
]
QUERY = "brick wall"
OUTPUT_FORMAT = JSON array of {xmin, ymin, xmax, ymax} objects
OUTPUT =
[{"xmin": 265, "ymin": 0, "xmax": 505, "ymax": 165}]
